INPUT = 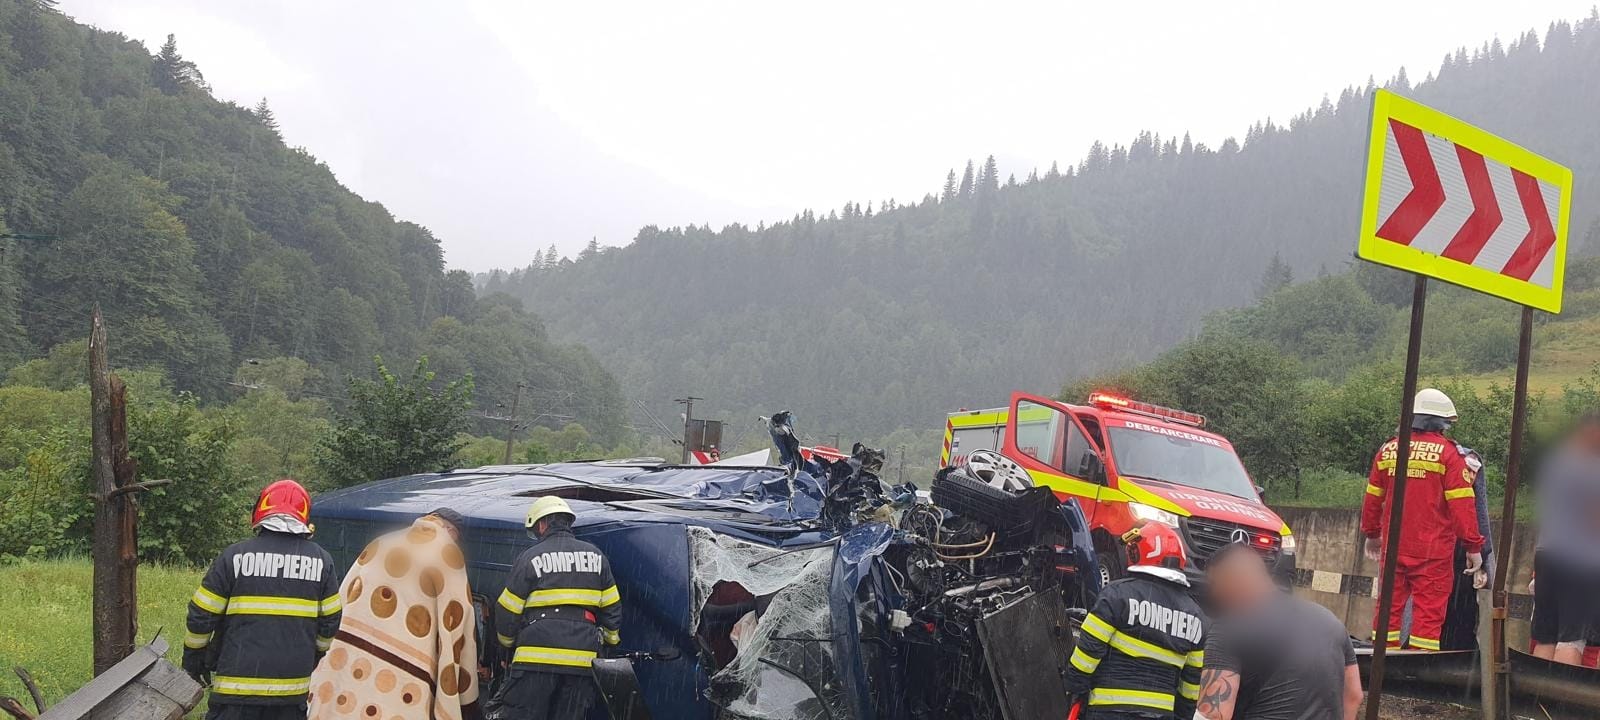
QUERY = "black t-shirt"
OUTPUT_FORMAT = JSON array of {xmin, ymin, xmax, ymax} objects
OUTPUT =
[{"xmin": 1206, "ymin": 594, "xmax": 1356, "ymax": 720}]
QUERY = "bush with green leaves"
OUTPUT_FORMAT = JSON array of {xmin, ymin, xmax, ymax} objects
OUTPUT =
[
  {"xmin": 0, "ymin": 384, "xmax": 90, "ymax": 562},
  {"xmin": 0, "ymin": 369, "xmax": 245, "ymax": 565},
  {"xmin": 316, "ymin": 356, "xmax": 473, "ymax": 488},
  {"xmin": 128, "ymin": 390, "xmax": 244, "ymax": 565}
]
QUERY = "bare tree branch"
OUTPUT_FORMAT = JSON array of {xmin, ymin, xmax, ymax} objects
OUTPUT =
[{"xmin": 12, "ymin": 667, "xmax": 43, "ymax": 714}]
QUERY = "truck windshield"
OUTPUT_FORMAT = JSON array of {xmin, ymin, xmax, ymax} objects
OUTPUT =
[{"xmin": 1106, "ymin": 427, "xmax": 1256, "ymax": 499}]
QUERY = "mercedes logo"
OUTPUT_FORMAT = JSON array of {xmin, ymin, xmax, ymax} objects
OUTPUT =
[{"xmin": 1229, "ymin": 528, "xmax": 1252, "ymax": 545}]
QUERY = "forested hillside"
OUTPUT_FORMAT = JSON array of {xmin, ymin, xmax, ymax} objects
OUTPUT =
[
  {"xmin": 488, "ymin": 15, "xmax": 1600, "ymax": 439},
  {"xmin": 0, "ymin": 0, "xmax": 625, "ymax": 439},
  {"xmin": 1068, "ymin": 257, "xmax": 1600, "ymax": 510}
]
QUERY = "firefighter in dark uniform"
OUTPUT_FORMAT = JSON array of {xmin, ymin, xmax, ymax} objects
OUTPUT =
[
  {"xmin": 183, "ymin": 479, "xmax": 342, "ymax": 720},
  {"xmin": 494, "ymin": 496, "xmax": 623, "ymax": 719},
  {"xmin": 1066, "ymin": 522, "xmax": 1207, "ymax": 720}
]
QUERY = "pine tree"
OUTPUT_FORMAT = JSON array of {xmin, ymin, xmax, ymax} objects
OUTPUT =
[
  {"xmin": 1046, "ymin": 161, "xmax": 1061, "ymax": 180},
  {"xmin": 1256, "ymin": 252, "xmax": 1294, "ymax": 299},
  {"xmin": 1391, "ymin": 67, "xmax": 1410, "ymax": 92},
  {"xmin": 1180, "ymin": 132, "xmax": 1193, "ymax": 155},
  {"xmin": 1082, "ymin": 142, "xmax": 1109, "ymax": 173},
  {"xmin": 959, "ymin": 160, "xmax": 975, "ymax": 197},
  {"xmin": 580, "ymin": 237, "xmax": 599, "ymax": 260},
  {"xmin": 152, "ymin": 34, "xmax": 204, "ymax": 94},
  {"xmin": 1027, "ymin": 168, "xmax": 1039, "ymax": 183},
  {"xmin": 980, "ymin": 155, "xmax": 1000, "ymax": 193},
  {"xmin": 942, "ymin": 170, "xmax": 958, "ymax": 202},
  {"xmin": 253, "ymin": 97, "xmax": 279, "ymax": 133},
  {"xmin": 1005, "ymin": 173, "xmax": 1017, "ymax": 188}
]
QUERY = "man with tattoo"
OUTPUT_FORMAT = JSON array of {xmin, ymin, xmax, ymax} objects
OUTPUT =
[
  {"xmin": 1198, "ymin": 544, "xmax": 1362, "ymax": 720},
  {"xmin": 1066, "ymin": 522, "xmax": 1206, "ymax": 719}
]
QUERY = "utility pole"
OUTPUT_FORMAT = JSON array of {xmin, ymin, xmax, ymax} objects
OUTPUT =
[
  {"xmin": 676, "ymin": 396, "xmax": 702, "ymax": 464},
  {"xmin": 829, "ymin": 433, "xmax": 841, "ymax": 449},
  {"xmin": 502, "ymin": 382, "xmax": 525, "ymax": 465},
  {"xmin": 898, "ymin": 445, "xmax": 906, "ymax": 484}
]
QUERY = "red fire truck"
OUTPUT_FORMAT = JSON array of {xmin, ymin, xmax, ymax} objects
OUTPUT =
[{"xmin": 943, "ymin": 391, "xmax": 1296, "ymax": 585}]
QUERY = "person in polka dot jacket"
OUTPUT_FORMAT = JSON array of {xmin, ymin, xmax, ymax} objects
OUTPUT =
[{"xmin": 307, "ymin": 508, "xmax": 482, "ymax": 720}]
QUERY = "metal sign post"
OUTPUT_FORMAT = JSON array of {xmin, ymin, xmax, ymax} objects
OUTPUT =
[
  {"xmin": 1355, "ymin": 90, "xmax": 1571, "ymax": 720},
  {"xmin": 1488, "ymin": 307, "xmax": 1534, "ymax": 715},
  {"xmin": 1364, "ymin": 275, "xmax": 1427, "ymax": 720}
]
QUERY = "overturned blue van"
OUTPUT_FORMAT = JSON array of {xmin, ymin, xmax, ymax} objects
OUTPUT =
[{"xmin": 311, "ymin": 459, "xmax": 1099, "ymax": 720}]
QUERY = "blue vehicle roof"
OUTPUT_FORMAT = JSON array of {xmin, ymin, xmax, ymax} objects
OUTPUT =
[
  {"xmin": 309, "ymin": 461, "xmax": 843, "ymax": 720},
  {"xmin": 312, "ymin": 460, "xmax": 831, "ymax": 545}
]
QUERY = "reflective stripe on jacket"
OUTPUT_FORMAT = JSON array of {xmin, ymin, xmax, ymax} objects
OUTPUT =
[
  {"xmin": 1361, "ymin": 431, "xmax": 1485, "ymax": 560},
  {"xmin": 494, "ymin": 529, "xmax": 623, "ymax": 675},
  {"xmin": 1065, "ymin": 572, "xmax": 1206, "ymax": 719},
  {"xmin": 183, "ymin": 530, "xmax": 341, "ymax": 705}
]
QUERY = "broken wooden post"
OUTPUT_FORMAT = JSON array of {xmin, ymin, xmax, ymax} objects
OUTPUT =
[
  {"xmin": 29, "ymin": 638, "xmax": 203, "ymax": 720},
  {"xmin": 89, "ymin": 308, "xmax": 137, "ymax": 674}
]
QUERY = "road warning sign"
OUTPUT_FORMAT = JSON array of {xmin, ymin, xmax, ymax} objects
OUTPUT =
[{"xmin": 1359, "ymin": 89, "xmax": 1572, "ymax": 312}]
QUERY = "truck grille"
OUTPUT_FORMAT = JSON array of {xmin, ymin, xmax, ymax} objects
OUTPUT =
[{"xmin": 1182, "ymin": 517, "xmax": 1278, "ymax": 568}]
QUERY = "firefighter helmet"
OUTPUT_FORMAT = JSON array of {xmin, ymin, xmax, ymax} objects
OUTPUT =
[
  {"xmin": 1123, "ymin": 521, "xmax": 1187, "ymax": 571},
  {"xmin": 1414, "ymin": 388, "xmax": 1458, "ymax": 419},
  {"xmin": 253, "ymin": 478, "xmax": 311, "ymax": 526},
  {"xmin": 525, "ymin": 496, "xmax": 575, "ymax": 530},
  {"xmin": 962, "ymin": 449, "xmax": 1033, "ymax": 491}
]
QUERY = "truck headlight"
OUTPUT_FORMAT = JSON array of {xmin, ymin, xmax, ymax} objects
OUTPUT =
[
  {"xmin": 1280, "ymin": 534, "xmax": 1297, "ymax": 554},
  {"xmin": 1129, "ymin": 502, "xmax": 1181, "ymax": 528}
]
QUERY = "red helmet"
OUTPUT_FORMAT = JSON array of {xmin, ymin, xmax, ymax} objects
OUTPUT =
[
  {"xmin": 1123, "ymin": 522, "xmax": 1187, "ymax": 571},
  {"xmin": 253, "ymin": 478, "xmax": 311, "ymax": 526}
]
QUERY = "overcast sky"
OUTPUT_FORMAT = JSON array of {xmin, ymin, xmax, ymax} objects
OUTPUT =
[{"xmin": 62, "ymin": 0, "xmax": 1597, "ymax": 271}]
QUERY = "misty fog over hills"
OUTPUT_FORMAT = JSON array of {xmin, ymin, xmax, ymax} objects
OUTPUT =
[{"xmin": 486, "ymin": 18, "xmax": 1600, "ymax": 437}]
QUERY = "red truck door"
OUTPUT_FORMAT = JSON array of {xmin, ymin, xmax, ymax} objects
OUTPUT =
[{"xmin": 1002, "ymin": 392, "xmax": 1110, "ymax": 524}]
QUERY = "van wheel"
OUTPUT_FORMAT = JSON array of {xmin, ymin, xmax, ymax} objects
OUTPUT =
[
  {"xmin": 930, "ymin": 467, "xmax": 1039, "ymax": 530},
  {"xmin": 1096, "ymin": 549, "xmax": 1125, "ymax": 589}
]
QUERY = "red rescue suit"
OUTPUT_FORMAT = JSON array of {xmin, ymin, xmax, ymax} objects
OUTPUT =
[{"xmin": 1361, "ymin": 430, "xmax": 1484, "ymax": 650}]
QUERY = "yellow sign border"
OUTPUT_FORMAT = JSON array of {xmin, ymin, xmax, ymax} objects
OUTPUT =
[{"xmin": 1358, "ymin": 89, "xmax": 1573, "ymax": 313}]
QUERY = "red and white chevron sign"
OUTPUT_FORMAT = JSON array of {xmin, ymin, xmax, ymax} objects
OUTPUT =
[{"xmin": 1359, "ymin": 90, "xmax": 1572, "ymax": 312}]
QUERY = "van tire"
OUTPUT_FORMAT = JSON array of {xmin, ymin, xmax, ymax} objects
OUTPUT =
[
  {"xmin": 1096, "ymin": 549, "xmax": 1125, "ymax": 589},
  {"xmin": 931, "ymin": 467, "xmax": 1040, "ymax": 531}
]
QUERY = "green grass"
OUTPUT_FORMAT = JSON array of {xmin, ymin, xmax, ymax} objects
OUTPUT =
[
  {"xmin": 1460, "ymin": 315, "xmax": 1600, "ymax": 395},
  {"xmin": 0, "ymin": 559, "xmax": 203, "ymax": 714}
]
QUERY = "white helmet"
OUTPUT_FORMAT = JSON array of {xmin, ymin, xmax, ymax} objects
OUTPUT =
[
  {"xmin": 1414, "ymin": 388, "xmax": 1458, "ymax": 419},
  {"xmin": 963, "ymin": 449, "xmax": 1034, "ymax": 492}
]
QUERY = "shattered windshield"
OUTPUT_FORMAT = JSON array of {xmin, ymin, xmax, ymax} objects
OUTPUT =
[
  {"xmin": 688, "ymin": 527, "xmax": 853, "ymax": 720},
  {"xmin": 1107, "ymin": 425, "xmax": 1256, "ymax": 499}
]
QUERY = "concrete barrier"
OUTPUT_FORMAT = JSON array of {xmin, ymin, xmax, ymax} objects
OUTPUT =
[{"xmin": 1272, "ymin": 506, "xmax": 1536, "ymax": 648}]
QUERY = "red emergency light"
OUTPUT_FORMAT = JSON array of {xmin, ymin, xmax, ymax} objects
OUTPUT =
[{"xmin": 1086, "ymin": 391, "xmax": 1207, "ymax": 428}]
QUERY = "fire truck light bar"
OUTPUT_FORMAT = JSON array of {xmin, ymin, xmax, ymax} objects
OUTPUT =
[{"xmin": 1087, "ymin": 391, "xmax": 1207, "ymax": 428}]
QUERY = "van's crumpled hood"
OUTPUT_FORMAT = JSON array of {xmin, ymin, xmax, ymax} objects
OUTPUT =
[{"xmin": 1123, "ymin": 478, "xmax": 1284, "ymax": 533}]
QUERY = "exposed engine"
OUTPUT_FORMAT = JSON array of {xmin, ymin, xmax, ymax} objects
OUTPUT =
[
  {"xmin": 887, "ymin": 465, "xmax": 1093, "ymax": 720},
  {"xmin": 741, "ymin": 414, "xmax": 1095, "ymax": 720}
]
